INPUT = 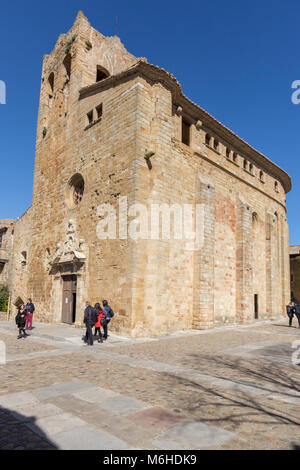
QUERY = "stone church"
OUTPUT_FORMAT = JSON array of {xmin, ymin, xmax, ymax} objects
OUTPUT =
[{"xmin": 0, "ymin": 12, "xmax": 291, "ymax": 336}]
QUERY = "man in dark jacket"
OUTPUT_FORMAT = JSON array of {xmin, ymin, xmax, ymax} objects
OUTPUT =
[
  {"xmin": 83, "ymin": 302, "xmax": 98, "ymax": 346},
  {"xmin": 286, "ymin": 302, "xmax": 295, "ymax": 327},
  {"xmin": 102, "ymin": 300, "xmax": 114, "ymax": 341},
  {"xmin": 294, "ymin": 303, "xmax": 300, "ymax": 329}
]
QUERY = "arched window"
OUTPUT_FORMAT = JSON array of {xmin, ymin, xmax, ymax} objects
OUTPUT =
[
  {"xmin": 249, "ymin": 163, "xmax": 253, "ymax": 174},
  {"xmin": 226, "ymin": 148, "xmax": 231, "ymax": 159},
  {"xmin": 213, "ymin": 139, "xmax": 219, "ymax": 151},
  {"xmin": 21, "ymin": 251, "xmax": 27, "ymax": 266},
  {"xmin": 0, "ymin": 228, "xmax": 7, "ymax": 248},
  {"xmin": 252, "ymin": 212, "xmax": 258, "ymax": 229},
  {"xmin": 274, "ymin": 181, "xmax": 279, "ymax": 192},
  {"xmin": 65, "ymin": 173, "xmax": 85, "ymax": 208},
  {"xmin": 96, "ymin": 65, "xmax": 109, "ymax": 82},
  {"xmin": 243, "ymin": 159, "xmax": 248, "ymax": 171},
  {"xmin": 48, "ymin": 72, "xmax": 54, "ymax": 96},
  {"xmin": 205, "ymin": 134, "xmax": 211, "ymax": 146},
  {"xmin": 232, "ymin": 152, "xmax": 237, "ymax": 163},
  {"xmin": 259, "ymin": 170, "xmax": 264, "ymax": 181},
  {"xmin": 63, "ymin": 54, "xmax": 72, "ymax": 81}
]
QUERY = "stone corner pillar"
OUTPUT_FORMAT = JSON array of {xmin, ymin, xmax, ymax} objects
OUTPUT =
[
  {"xmin": 236, "ymin": 196, "xmax": 253, "ymax": 323},
  {"xmin": 192, "ymin": 174, "xmax": 215, "ymax": 330}
]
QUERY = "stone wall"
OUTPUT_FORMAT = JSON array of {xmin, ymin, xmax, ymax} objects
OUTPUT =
[
  {"xmin": 0, "ymin": 219, "xmax": 14, "ymax": 289},
  {"xmin": 10, "ymin": 207, "xmax": 33, "ymax": 309}
]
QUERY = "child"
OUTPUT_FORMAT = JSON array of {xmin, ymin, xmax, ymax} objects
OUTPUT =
[
  {"xmin": 94, "ymin": 303, "xmax": 105, "ymax": 343},
  {"xmin": 15, "ymin": 305, "xmax": 28, "ymax": 339}
]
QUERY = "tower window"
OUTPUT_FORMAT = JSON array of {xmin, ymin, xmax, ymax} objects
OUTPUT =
[
  {"xmin": 63, "ymin": 54, "xmax": 72, "ymax": 81},
  {"xmin": 213, "ymin": 139, "xmax": 219, "ymax": 151},
  {"xmin": 48, "ymin": 72, "xmax": 54, "ymax": 96},
  {"xmin": 182, "ymin": 119, "xmax": 191, "ymax": 146},
  {"xmin": 205, "ymin": 134, "xmax": 211, "ymax": 146},
  {"xmin": 65, "ymin": 173, "xmax": 85, "ymax": 209},
  {"xmin": 87, "ymin": 110, "xmax": 93, "ymax": 125},
  {"xmin": 226, "ymin": 148, "xmax": 230, "ymax": 159},
  {"xmin": 96, "ymin": 103, "xmax": 103, "ymax": 120},
  {"xmin": 96, "ymin": 65, "xmax": 109, "ymax": 82},
  {"xmin": 0, "ymin": 228, "xmax": 7, "ymax": 248},
  {"xmin": 233, "ymin": 152, "xmax": 237, "ymax": 163}
]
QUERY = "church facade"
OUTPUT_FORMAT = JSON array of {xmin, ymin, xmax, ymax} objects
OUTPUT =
[{"xmin": 0, "ymin": 12, "xmax": 291, "ymax": 336}]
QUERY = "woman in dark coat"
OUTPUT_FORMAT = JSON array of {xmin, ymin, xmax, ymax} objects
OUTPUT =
[{"xmin": 15, "ymin": 305, "xmax": 28, "ymax": 339}]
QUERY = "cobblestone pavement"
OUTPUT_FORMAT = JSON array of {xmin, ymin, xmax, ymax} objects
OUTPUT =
[{"xmin": 0, "ymin": 318, "xmax": 299, "ymax": 450}]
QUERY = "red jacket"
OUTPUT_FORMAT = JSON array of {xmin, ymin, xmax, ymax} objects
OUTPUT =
[{"xmin": 95, "ymin": 310, "xmax": 105, "ymax": 328}]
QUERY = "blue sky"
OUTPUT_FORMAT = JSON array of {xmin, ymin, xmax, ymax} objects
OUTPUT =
[{"xmin": 0, "ymin": 0, "xmax": 299, "ymax": 243}]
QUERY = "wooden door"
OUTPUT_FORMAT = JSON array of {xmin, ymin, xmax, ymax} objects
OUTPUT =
[{"xmin": 62, "ymin": 275, "xmax": 76, "ymax": 324}]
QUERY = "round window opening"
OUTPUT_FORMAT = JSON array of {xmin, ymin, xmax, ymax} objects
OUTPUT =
[{"xmin": 65, "ymin": 173, "xmax": 85, "ymax": 208}]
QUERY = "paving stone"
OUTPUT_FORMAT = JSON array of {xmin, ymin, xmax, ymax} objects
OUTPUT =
[
  {"xmin": 50, "ymin": 426, "xmax": 129, "ymax": 450},
  {"xmin": 0, "ymin": 391, "xmax": 38, "ymax": 408},
  {"xmin": 9, "ymin": 403, "xmax": 62, "ymax": 422},
  {"xmin": 32, "ymin": 385, "xmax": 65, "ymax": 400},
  {"xmin": 128, "ymin": 407, "xmax": 187, "ymax": 429},
  {"xmin": 33, "ymin": 381, "xmax": 97, "ymax": 400},
  {"xmin": 26, "ymin": 412, "xmax": 86, "ymax": 438},
  {"xmin": 98, "ymin": 395, "xmax": 149, "ymax": 414},
  {"xmin": 54, "ymin": 380, "xmax": 98, "ymax": 394},
  {"xmin": 72, "ymin": 386, "xmax": 119, "ymax": 403},
  {"xmin": 152, "ymin": 439, "xmax": 192, "ymax": 450},
  {"xmin": 161, "ymin": 420, "xmax": 236, "ymax": 448}
]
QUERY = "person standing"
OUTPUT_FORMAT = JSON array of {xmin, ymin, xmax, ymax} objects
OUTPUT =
[
  {"xmin": 94, "ymin": 303, "xmax": 104, "ymax": 343},
  {"xmin": 83, "ymin": 302, "xmax": 97, "ymax": 346},
  {"xmin": 15, "ymin": 305, "xmax": 28, "ymax": 339},
  {"xmin": 286, "ymin": 302, "xmax": 295, "ymax": 327},
  {"xmin": 102, "ymin": 300, "xmax": 114, "ymax": 341},
  {"xmin": 294, "ymin": 303, "xmax": 300, "ymax": 329},
  {"xmin": 25, "ymin": 298, "xmax": 35, "ymax": 330}
]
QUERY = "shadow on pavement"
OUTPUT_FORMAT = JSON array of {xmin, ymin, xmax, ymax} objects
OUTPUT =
[
  {"xmin": 0, "ymin": 405, "xmax": 57, "ymax": 450},
  {"xmin": 162, "ymin": 352, "xmax": 300, "ymax": 449}
]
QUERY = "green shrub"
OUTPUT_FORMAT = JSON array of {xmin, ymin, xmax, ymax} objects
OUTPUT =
[{"xmin": 0, "ymin": 285, "xmax": 9, "ymax": 312}]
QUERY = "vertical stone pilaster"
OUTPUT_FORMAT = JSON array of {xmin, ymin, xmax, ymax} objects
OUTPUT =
[
  {"xmin": 192, "ymin": 175, "xmax": 215, "ymax": 329},
  {"xmin": 280, "ymin": 214, "xmax": 290, "ymax": 312},
  {"xmin": 236, "ymin": 197, "xmax": 253, "ymax": 322},
  {"xmin": 265, "ymin": 211, "xmax": 279, "ymax": 317}
]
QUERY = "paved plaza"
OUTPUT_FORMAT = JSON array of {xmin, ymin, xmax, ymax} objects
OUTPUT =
[{"xmin": 0, "ymin": 317, "xmax": 299, "ymax": 450}]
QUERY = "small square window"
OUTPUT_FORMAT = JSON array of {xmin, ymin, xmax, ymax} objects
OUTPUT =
[{"xmin": 182, "ymin": 119, "xmax": 191, "ymax": 146}]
